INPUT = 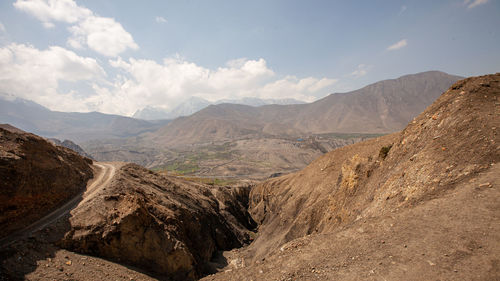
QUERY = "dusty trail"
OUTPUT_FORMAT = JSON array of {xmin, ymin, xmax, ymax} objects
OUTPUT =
[
  {"xmin": 78, "ymin": 163, "xmax": 115, "ymax": 207},
  {"xmin": 0, "ymin": 162, "xmax": 116, "ymax": 248}
]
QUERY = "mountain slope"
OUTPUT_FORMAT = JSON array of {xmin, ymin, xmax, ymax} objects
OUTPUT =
[
  {"xmin": 248, "ymin": 72, "xmax": 499, "ymax": 258},
  {"xmin": 132, "ymin": 97, "xmax": 306, "ymax": 121},
  {"xmin": 0, "ymin": 97, "xmax": 170, "ymax": 143},
  {"xmin": 151, "ymin": 71, "xmax": 462, "ymax": 147},
  {"xmin": 202, "ymin": 73, "xmax": 500, "ymax": 280},
  {"xmin": 0, "ymin": 124, "xmax": 93, "ymax": 239},
  {"xmin": 289, "ymin": 70, "xmax": 462, "ymax": 133}
]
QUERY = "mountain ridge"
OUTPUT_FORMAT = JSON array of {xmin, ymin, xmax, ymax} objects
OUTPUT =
[
  {"xmin": 0, "ymin": 97, "xmax": 171, "ymax": 143},
  {"xmin": 149, "ymin": 71, "xmax": 463, "ymax": 147},
  {"xmin": 132, "ymin": 96, "xmax": 307, "ymax": 120}
]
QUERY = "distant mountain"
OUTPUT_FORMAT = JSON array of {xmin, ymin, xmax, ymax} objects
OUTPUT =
[
  {"xmin": 133, "ymin": 96, "xmax": 212, "ymax": 120},
  {"xmin": 132, "ymin": 106, "xmax": 173, "ymax": 120},
  {"xmin": 132, "ymin": 96, "xmax": 306, "ymax": 120},
  {"xmin": 0, "ymin": 96, "xmax": 170, "ymax": 143},
  {"xmin": 149, "ymin": 71, "xmax": 463, "ymax": 147},
  {"xmin": 48, "ymin": 138, "xmax": 93, "ymax": 159}
]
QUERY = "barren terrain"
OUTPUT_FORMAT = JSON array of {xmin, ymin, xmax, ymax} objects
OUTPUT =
[
  {"xmin": 0, "ymin": 73, "xmax": 498, "ymax": 281},
  {"xmin": 203, "ymin": 165, "xmax": 499, "ymax": 281}
]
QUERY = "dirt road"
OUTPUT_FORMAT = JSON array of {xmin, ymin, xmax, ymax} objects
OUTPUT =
[{"xmin": 0, "ymin": 162, "xmax": 116, "ymax": 248}]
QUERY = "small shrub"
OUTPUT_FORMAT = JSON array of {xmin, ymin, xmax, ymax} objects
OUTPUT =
[{"xmin": 379, "ymin": 144, "xmax": 393, "ymax": 159}]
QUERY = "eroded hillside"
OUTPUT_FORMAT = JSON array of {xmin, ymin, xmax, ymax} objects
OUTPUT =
[
  {"xmin": 0, "ymin": 124, "xmax": 93, "ymax": 239},
  {"xmin": 202, "ymin": 73, "xmax": 500, "ymax": 280}
]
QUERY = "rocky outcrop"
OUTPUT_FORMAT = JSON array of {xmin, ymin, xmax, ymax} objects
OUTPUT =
[
  {"xmin": 0, "ymin": 124, "xmax": 93, "ymax": 238},
  {"xmin": 62, "ymin": 163, "xmax": 256, "ymax": 280}
]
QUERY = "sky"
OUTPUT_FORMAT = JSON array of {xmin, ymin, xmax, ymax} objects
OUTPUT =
[{"xmin": 0, "ymin": 0, "xmax": 499, "ymax": 116}]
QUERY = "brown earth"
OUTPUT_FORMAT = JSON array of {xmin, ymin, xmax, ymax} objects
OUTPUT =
[
  {"xmin": 201, "ymin": 73, "xmax": 500, "ymax": 280},
  {"xmin": 203, "ymin": 165, "xmax": 500, "ymax": 281},
  {"xmin": 60, "ymin": 163, "xmax": 257, "ymax": 280},
  {"xmin": 0, "ymin": 124, "xmax": 93, "ymax": 239}
]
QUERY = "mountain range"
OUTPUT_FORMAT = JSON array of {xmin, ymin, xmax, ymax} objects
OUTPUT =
[
  {"xmin": 148, "ymin": 71, "xmax": 462, "ymax": 147},
  {"xmin": 79, "ymin": 71, "xmax": 463, "ymax": 179},
  {"xmin": 132, "ymin": 96, "xmax": 306, "ymax": 120},
  {"xmin": 0, "ymin": 96, "xmax": 170, "ymax": 142},
  {"xmin": 0, "ymin": 71, "xmax": 461, "ymax": 147}
]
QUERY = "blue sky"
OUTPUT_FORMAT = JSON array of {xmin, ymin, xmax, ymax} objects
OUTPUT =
[{"xmin": 0, "ymin": 0, "xmax": 498, "ymax": 115}]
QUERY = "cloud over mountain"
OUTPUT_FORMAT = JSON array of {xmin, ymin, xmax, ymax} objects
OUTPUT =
[
  {"xmin": 107, "ymin": 56, "xmax": 336, "ymax": 115},
  {"xmin": 0, "ymin": 42, "xmax": 337, "ymax": 116},
  {"xmin": 0, "ymin": 43, "xmax": 104, "ymax": 111}
]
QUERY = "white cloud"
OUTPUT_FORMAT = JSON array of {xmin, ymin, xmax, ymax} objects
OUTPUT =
[
  {"xmin": 0, "ymin": 22, "xmax": 6, "ymax": 33},
  {"xmin": 13, "ymin": 0, "xmax": 91, "ymax": 26},
  {"xmin": 350, "ymin": 64, "xmax": 372, "ymax": 78},
  {"xmin": 13, "ymin": 0, "xmax": 138, "ymax": 56},
  {"xmin": 0, "ymin": 43, "xmax": 105, "ymax": 112},
  {"xmin": 387, "ymin": 39, "xmax": 408, "ymax": 51},
  {"xmin": 0, "ymin": 41, "xmax": 337, "ymax": 115},
  {"xmin": 68, "ymin": 16, "xmax": 138, "ymax": 57},
  {"xmin": 463, "ymin": 0, "xmax": 489, "ymax": 8},
  {"xmin": 105, "ymin": 57, "xmax": 336, "ymax": 115},
  {"xmin": 155, "ymin": 16, "xmax": 167, "ymax": 23}
]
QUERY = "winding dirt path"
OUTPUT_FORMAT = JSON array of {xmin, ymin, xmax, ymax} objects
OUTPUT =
[
  {"xmin": 0, "ymin": 162, "xmax": 116, "ymax": 248},
  {"xmin": 78, "ymin": 162, "xmax": 115, "ymax": 207}
]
